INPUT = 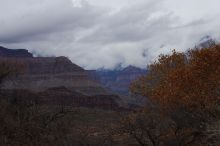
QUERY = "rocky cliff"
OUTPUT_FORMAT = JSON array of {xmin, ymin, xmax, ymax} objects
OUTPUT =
[
  {"xmin": 2, "ymin": 57, "xmax": 107, "ymax": 95},
  {"xmin": 0, "ymin": 46, "xmax": 120, "ymax": 109}
]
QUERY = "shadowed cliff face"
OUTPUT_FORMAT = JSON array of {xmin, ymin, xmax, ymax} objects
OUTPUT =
[
  {"xmin": 0, "ymin": 87, "xmax": 120, "ymax": 110},
  {"xmin": 0, "ymin": 46, "xmax": 33, "ymax": 58}
]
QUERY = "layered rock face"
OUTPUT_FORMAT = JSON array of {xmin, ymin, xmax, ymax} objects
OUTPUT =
[
  {"xmin": 89, "ymin": 66, "xmax": 147, "ymax": 95},
  {"xmin": 3, "ymin": 57, "xmax": 106, "ymax": 95},
  {"xmin": 1, "ymin": 87, "xmax": 119, "ymax": 110},
  {"xmin": 0, "ymin": 46, "xmax": 120, "ymax": 109}
]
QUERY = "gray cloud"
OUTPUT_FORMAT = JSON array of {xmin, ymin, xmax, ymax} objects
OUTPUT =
[{"xmin": 0, "ymin": 0, "xmax": 220, "ymax": 69}]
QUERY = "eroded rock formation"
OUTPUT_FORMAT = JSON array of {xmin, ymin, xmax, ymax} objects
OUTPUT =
[{"xmin": 0, "ymin": 46, "xmax": 120, "ymax": 109}]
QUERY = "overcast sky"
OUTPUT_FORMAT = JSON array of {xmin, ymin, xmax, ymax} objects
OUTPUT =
[{"xmin": 0, "ymin": 0, "xmax": 220, "ymax": 69}]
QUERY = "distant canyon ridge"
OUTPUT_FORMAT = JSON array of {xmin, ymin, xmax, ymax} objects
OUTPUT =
[{"xmin": 0, "ymin": 46, "xmax": 146, "ymax": 109}]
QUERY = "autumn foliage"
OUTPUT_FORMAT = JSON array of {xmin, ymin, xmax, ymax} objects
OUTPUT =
[
  {"xmin": 127, "ymin": 44, "xmax": 220, "ymax": 145},
  {"xmin": 131, "ymin": 45, "xmax": 220, "ymax": 112}
]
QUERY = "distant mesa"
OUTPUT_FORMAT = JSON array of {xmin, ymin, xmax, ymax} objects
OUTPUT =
[
  {"xmin": 0, "ymin": 46, "xmax": 33, "ymax": 58},
  {"xmin": 0, "ymin": 46, "xmax": 122, "ymax": 110}
]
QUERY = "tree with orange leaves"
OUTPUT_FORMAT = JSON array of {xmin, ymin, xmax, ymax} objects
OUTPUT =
[
  {"xmin": 129, "ymin": 44, "xmax": 220, "ymax": 145},
  {"xmin": 131, "ymin": 45, "xmax": 219, "ymax": 112}
]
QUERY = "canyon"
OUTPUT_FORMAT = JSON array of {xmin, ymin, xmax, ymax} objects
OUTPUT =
[
  {"xmin": 0, "ymin": 46, "xmax": 146, "ymax": 109},
  {"xmin": 0, "ymin": 46, "xmax": 121, "ymax": 109}
]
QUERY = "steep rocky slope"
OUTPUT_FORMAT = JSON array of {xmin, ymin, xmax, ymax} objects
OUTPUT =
[{"xmin": 0, "ymin": 46, "xmax": 121, "ymax": 109}]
